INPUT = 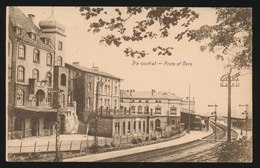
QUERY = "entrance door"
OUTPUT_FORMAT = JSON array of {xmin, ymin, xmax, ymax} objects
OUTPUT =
[
  {"xmin": 30, "ymin": 117, "xmax": 39, "ymax": 136},
  {"xmin": 35, "ymin": 89, "xmax": 45, "ymax": 106}
]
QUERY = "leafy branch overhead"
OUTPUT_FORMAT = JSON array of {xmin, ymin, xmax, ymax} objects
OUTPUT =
[
  {"xmin": 79, "ymin": 7, "xmax": 199, "ymax": 58},
  {"xmin": 79, "ymin": 7, "xmax": 252, "ymax": 70}
]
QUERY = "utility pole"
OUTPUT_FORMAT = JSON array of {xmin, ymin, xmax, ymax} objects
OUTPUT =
[
  {"xmin": 208, "ymin": 104, "xmax": 218, "ymax": 141},
  {"xmin": 187, "ymin": 83, "xmax": 191, "ymax": 134},
  {"xmin": 239, "ymin": 104, "xmax": 249, "ymax": 139},
  {"xmin": 54, "ymin": 88, "xmax": 63, "ymax": 162},
  {"xmin": 94, "ymin": 81, "xmax": 102, "ymax": 152},
  {"xmin": 220, "ymin": 71, "xmax": 239, "ymax": 142}
]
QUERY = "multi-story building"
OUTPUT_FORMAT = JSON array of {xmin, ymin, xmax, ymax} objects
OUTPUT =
[
  {"xmin": 120, "ymin": 90, "xmax": 195, "ymax": 133},
  {"xmin": 65, "ymin": 63, "xmax": 122, "ymax": 123},
  {"xmin": 7, "ymin": 7, "xmax": 78, "ymax": 139}
]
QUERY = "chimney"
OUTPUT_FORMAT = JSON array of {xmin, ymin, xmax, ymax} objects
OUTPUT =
[
  {"xmin": 73, "ymin": 62, "xmax": 80, "ymax": 65},
  {"xmin": 92, "ymin": 63, "xmax": 99, "ymax": 71},
  {"xmin": 28, "ymin": 14, "xmax": 35, "ymax": 23}
]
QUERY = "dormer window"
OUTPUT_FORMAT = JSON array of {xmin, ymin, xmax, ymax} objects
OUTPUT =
[
  {"xmin": 16, "ymin": 27, "xmax": 22, "ymax": 35},
  {"xmin": 31, "ymin": 33, "xmax": 36, "ymax": 40}
]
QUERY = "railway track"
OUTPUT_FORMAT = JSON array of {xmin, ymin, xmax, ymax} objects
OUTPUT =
[{"xmin": 98, "ymin": 121, "xmax": 238, "ymax": 162}]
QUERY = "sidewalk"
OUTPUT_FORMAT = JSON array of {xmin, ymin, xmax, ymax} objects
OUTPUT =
[{"xmin": 63, "ymin": 127, "xmax": 213, "ymax": 162}]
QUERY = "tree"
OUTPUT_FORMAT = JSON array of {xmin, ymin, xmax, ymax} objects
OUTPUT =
[
  {"xmin": 79, "ymin": 7, "xmax": 199, "ymax": 58},
  {"xmin": 79, "ymin": 7, "xmax": 252, "ymax": 70},
  {"xmin": 186, "ymin": 8, "xmax": 252, "ymax": 70}
]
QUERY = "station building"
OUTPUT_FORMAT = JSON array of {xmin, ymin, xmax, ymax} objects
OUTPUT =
[{"xmin": 7, "ymin": 7, "xmax": 78, "ymax": 139}]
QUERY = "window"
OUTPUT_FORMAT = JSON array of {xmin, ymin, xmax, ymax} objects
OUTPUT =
[
  {"xmin": 133, "ymin": 121, "xmax": 136, "ymax": 132},
  {"xmin": 107, "ymin": 85, "xmax": 110, "ymax": 94},
  {"xmin": 170, "ymin": 106, "xmax": 177, "ymax": 115},
  {"xmin": 88, "ymin": 82, "xmax": 91, "ymax": 91},
  {"xmin": 138, "ymin": 105, "xmax": 142, "ymax": 114},
  {"xmin": 104, "ymin": 85, "xmax": 107, "ymax": 94},
  {"xmin": 31, "ymin": 33, "xmax": 36, "ymax": 40},
  {"xmin": 46, "ymin": 72, "xmax": 52, "ymax": 85},
  {"xmin": 58, "ymin": 41, "xmax": 63, "ymax": 50},
  {"xmin": 155, "ymin": 106, "xmax": 161, "ymax": 114},
  {"xmin": 57, "ymin": 56, "xmax": 62, "ymax": 66},
  {"xmin": 114, "ymin": 100, "xmax": 117, "ymax": 108},
  {"xmin": 33, "ymin": 49, "xmax": 40, "ymax": 63},
  {"xmin": 131, "ymin": 105, "xmax": 135, "ymax": 113},
  {"xmin": 17, "ymin": 66, "xmax": 25, "ymax": 82},
  {"xmin": 151, "ymin": 121, "xmax": 154, "ymax": 131},
  {"xmin": 127, "ymin": 122, "xmax": 130, "ymax": 133},
  {"xmin": 171, "ymin": 119, "xmax": 176, "ymax": 125},
  {"xmin": 138, "ymin": 121, "xmax": 141, "ymax": 131},
  {"xmin": 46, "ymin": 92, "xmax": 52, "ymax": 107},
  {"xmin": 122, "ymin": 122, "xmax": 125, "ymax": 135},
  {"xmin": 18, "ymin": 45, "xmax": 25, "ymax": 59},
  {"xmin": 46, "ymin": 53, "xmax": 52, "ymax": 66},
  {"xmin": 143, "ymin": 121, "xmax": 145, "ymax": 132},
  {"xmin": 107, "ymin": 99, "xmax": 110, "ymax": 108},
  {"xmin": 114, "ymin": 86, "xmax": 117, "ymax": 94},
  {"xmin": 17, "ymin": 89, "xmax": 25, "ymax": 106},
  {"xmin": 146, "ymin": 100, "xmax": 148, "ymax": 103},
  {"xmin": 16, "ymin": 28, "xmax": 22, "ymax": 35},
  {"xmin": 61, "ymin": 74, "xmax": 66, "ymax": 86},
  {"xmin": 88, "ymin": 97, "xmax": 91, "ymax": 107},
  {"xmin": 145, "ymin": 106, "xmax": 149, "ymax": 114},
  {"xmin": 132, "ymin": 100, "xmax": 134, "ymax": 103},
  {"xmin": 32, "ymin": 69, "xmax": 39, "ymax": 81}
]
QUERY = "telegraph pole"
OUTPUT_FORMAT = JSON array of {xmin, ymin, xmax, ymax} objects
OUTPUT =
[
  {"xmin": 220, "ymin": 71, "xmax": 239, "ymax": 142},
  {"xmin": 94, "ymin": 81, "xmax": 102, "ymax": 151},
  {"xmin": 54, "ymin": 88, "xmax": 63, "ymax": 162},
  {"xmin": 208, "ymin": 104, "xmax": 218, "ymax": 141}
]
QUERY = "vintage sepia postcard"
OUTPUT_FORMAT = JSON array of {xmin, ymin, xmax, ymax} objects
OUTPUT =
[{"xmin": 6, "ymin": 6, "xmax": 252, "ymax": 162}]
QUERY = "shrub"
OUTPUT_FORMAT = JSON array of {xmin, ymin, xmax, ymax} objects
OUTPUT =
[
  {"xmin": 111, "ymin": 142, "xmax": 116, "ymax": 147},
  {"xmin": 131, "ymin": 138, "xmax": 139, "ymax": 144},
  {"xmin": 151, "ymin": 136, "xmax": 157, "ymax": 141},
  {"xmin": 145, "ymin": 136, "xmax": 149, "ymax": 141},
  {"xmin": 104, "ymin": 144, "xmax": 110, "ymax": 148},
  {"xmin": 137, "ymin": 138, "xmax": 143, "ymax": 143},
  {"xmin": 217, "ymin": 136, "xmax": 252, "ymax": 162}
]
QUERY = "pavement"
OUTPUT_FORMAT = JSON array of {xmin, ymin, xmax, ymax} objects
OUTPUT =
[{"xmin": 63, "ymin": 127, "xmax": 214, "ymax": 162}]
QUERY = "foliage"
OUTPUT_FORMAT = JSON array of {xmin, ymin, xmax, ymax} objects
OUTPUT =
[
  {"xmin": 217, "ymin": 136, "xmax": 252, "ymax": 162},
  {"xmin": 186, "ymin": 8, "xmax": 252, "ymax": 70},
  {"xmin": 79, "ymin": 7, "xmax": 199, "ymax": 58},
  {"xmin": 79, "ymin": 7, "xmax": 252, "ymax": 70}
]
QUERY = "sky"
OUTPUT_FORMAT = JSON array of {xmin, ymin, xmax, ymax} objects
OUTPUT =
[{"xmin": 15, "ymin": 6, "xmax": 252, "ymax": 118}]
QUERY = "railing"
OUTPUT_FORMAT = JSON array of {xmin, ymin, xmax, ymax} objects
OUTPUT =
[{"xmin": 7, "ymin": 130, "xmax": 186, "ymax": 154}]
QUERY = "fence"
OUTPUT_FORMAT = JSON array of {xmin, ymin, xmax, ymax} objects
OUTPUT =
[{"xmin": 8, "ymin": 130, "xmax": 186, "ymax": 154}]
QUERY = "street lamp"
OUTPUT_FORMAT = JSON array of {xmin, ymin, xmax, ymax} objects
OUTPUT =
[
  {"xmin": 239, "ymin": 104, "xmax": 249, "ymax": 139},
  {"xmin": 208, "ymin": 104, "xmax": 218, "ymax": 141}
]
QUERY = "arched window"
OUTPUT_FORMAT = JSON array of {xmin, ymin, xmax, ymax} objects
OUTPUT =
[
  {"xmin": 32, "ymin": 69, "xmax": 39, "ymax": 81},
  {"xmin": 155, "ymin": 119, "xmax": 161, "ymax": 128},
  {"xmin": 17, "ymin": 66, "xmax": 25, "ymax": 82},
  {"xmin": 171, "ymin": 119, "xmax": 176, "ymax": 125},
  {"xmin": 61, "ymin": 74, "xmax": 66, "ymax": 86},
  {"xmin": 33, "ymin": 49, "xmax": 40, "ymax": 63},
  {"xmin": 18, "ymin": 44, "xmax": 25, "ymax": 59},
  {"xmin": 17, "ymin": 89, "xmax": 25, "ymax": 106},
  {"xmin": 57, "ymin": 56, "xmax": 62, "ymax": 66},
  {"xmin": 46, "ymin": 91, "xmax": 52, "ymax": 107},
  {"xmin": 46, "ymin": 53, "xmax": 52, "ymax": 66},
  {"xmin": 46, "ymin": 72, "xmax": 52, "ymax": 85}
]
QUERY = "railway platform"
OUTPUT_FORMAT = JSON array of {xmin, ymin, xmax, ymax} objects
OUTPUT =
[{"xmin": 63, "ymin": 127, "xmax": 214, "ymax": 162}]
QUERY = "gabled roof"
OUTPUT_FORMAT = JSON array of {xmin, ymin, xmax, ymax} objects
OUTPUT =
[
  {"xmin": 65, "ymin": 63, "xmax": 121, "ymax": 80},
  {"xmin": 122, "ymin": 91, "xmax": 182, "ymax": 100},
  {"xmin": 8, "ymin": 7, "xmax": 53, "ymax": 50}
]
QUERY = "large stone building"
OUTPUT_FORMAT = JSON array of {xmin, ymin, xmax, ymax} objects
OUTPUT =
[
  {"xmin": 120, "ymin": 90, "xmax": 195, "ymax": 133},
  {"xmin": 7, "ymin": 7, "xmax": 78, "ymax": 139},
  {"xmin": 65, "ymin": 63, "xmax": 122, "ymax": 123}
]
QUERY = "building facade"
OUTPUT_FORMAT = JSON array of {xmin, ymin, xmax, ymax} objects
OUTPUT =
[
  {"xmin": 65, "ymin": 63, "xmax": 122, "ymax": 123},
  {"xmin": 120, "ymin": 90, "xmax": 195, "ymax": 133},
  {"xmin": 7, "ymin": 7, "xmax": 78, "ymax": 139}
]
